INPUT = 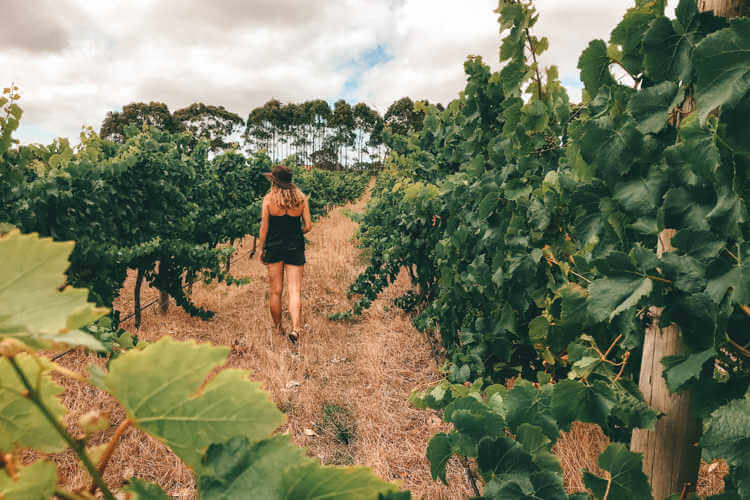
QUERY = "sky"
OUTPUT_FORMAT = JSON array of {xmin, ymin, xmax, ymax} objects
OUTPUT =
[{"xmin": 4, "ymin": 0, "xmax": 676, "ymax": 145}]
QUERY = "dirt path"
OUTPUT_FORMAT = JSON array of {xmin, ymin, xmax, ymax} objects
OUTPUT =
[{"xmin": 52, "ymin": 186, "xmax": 473, "ymax": 498}]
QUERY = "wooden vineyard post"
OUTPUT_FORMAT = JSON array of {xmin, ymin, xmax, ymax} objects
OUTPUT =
[
  {"xmin": 698, "ymin": 0, "xmax": 749, "ymax": 16},
  {"xmin": 157, "ymin": 261, "xmax": 169, "ymax": 315},
  {"xmin": 630, "ymin": 231, "xmax": 701, "ymax": 498}
]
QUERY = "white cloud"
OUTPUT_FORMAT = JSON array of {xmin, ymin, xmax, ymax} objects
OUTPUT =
[{"xmin": 5, "ymin": 0, "xmax": 678, "ymax": 145}]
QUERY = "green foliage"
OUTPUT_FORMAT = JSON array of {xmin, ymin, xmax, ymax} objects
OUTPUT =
[
  {"xmin": 0, "ymin": 230, "xmax": 408, "ymax": 499},
  {"xmin": 347, "ymin": 0, "xmax": 750, "ymax": 497},
  {"xmin": 414, "ymin": 378, "xmax": 655, "ymax": 498},
  {"xmin": 582, "ymin": 444, "xmax": 652, "ymax": 500},
  {"xmin": 0, "ymin": 230, "xmax": 107, "ymax": 350},
  {"xmin": 103, "ymin": 337, "xmax": 285, "ymax": 470},
  {"xmin": 0, "ymin": 461, "xmax": 57, "ymax": 500}
]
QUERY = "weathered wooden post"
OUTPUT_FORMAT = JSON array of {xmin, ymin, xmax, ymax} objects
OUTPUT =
[{"xmin": 630, "ymin": 231, "xmax": 701, "ymax": 498}]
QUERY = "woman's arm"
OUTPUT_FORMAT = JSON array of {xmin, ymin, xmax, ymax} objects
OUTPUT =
[
  {"xmin": 301, "ymin": 196, "xmax": 312, "ymax": 234},
  {"xmin": 258, "ymin": 197, "xmax": 269, "ymax": 259}
]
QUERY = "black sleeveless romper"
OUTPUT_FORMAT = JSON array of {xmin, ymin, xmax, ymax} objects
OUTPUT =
[{"xmin": 262, "ymin": 214, "xmax": 306, "ymax": 266}]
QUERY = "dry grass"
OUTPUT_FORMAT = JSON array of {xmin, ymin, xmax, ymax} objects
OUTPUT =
[{"xmin": 41, "ymin": 183, "xmax": 727, "ymax": 499}]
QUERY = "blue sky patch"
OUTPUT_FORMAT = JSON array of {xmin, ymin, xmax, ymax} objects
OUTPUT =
[{"xmin": 337, "ymin": 44, "xmax": 394, "ymax": 103}]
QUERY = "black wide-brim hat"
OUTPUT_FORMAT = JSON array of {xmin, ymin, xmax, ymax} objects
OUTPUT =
[{"xmin": 264, "ymin": 165, "xmax": 294, "ymax": 189}]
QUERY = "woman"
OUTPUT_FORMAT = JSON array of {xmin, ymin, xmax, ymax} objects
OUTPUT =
[{"xmin": 258, "ymin": 164, "xmax": 312, "ymax": 344}]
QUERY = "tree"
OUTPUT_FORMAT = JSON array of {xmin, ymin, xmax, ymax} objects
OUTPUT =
[
  {"xmin": 352, "ymin": 102, "xmax": 378, "ymax": 166},
  {"xmin": 330, "ymin": 99, "xmax": 354, "ymax": 169},
  {"xmin": 173, "ymin": 103, "xmax": 244, "ymax": 153},
  {"xmin": 100, "ymin": 101, "xmax": 182, "ymax": 143}
]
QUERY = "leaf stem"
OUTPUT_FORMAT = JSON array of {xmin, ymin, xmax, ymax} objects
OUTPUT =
[
  {"xmin": 54, "ymin": 489, "xmax": 89, "ymax": 500},
  {"xmin": 647, "ymin": 275, "xmax": 672, "ymax": 284},
  {"xmin": 524, "ymin": 28, "xmax": 544, "ymax": 100},
  {"xmin": 90, "ymin": 418, "xmax": 133, "ymax": 494},
  {"xmin": 6, "ymin": 356, "xmax": 117, "ymax": 500},
  {"xmin": 726, "ymin": 334, "xmax": 750, "ymax": 358},
  {"xmin": 612, "ymin": 351, "xmax": 630, "ymax": 384},
  {"xmin": 603, "ymin": 334, "xmax": 622, "ymax": 360}
]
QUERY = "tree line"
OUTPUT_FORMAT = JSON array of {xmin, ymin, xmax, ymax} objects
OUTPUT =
[{"xmin": 100, "ymin": 96, "xmax": 438, "ymax": 170}]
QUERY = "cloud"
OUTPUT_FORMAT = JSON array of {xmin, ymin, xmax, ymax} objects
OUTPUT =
[
  {"xmin": 6, "ymin": 0, "xmax": 675, "ymax": 145},
  {"xmin": 1, "ymin": 0, "xmax": 87, "ymax": 53}
]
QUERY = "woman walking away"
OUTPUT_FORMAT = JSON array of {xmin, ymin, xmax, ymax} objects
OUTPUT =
[{"xmin": 258, "ymin": 165, "xmax": 312, "ymax": 344}]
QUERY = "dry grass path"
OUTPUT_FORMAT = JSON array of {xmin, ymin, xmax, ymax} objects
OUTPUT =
[{"xmin": 50, "ymin": 183, "xmax": 472, "ymax": 498}]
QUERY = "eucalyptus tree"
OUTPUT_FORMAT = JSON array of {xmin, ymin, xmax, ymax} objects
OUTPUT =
[
  {"xmin": 384, "ymin": 96, "xmax": 429, "ymax": 136},
  {"xmin": 100, "ymin": 101, "xmax": 182, "ymax": 143},
  {"xmin": 173, "ymin": 103, "xmax": 244, "ymax": 153},
  {"xmin": 330, "ymin": 99, "xmax": 355, "ymax": 169}
]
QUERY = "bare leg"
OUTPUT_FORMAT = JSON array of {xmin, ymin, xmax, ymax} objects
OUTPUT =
[
  {"xmin": 266, "ymin": 262, "xmax": 284, "ymax": 332},
  {"xmin": 286, "ymin": 264, "xmax": 304, "ymax": 332}
]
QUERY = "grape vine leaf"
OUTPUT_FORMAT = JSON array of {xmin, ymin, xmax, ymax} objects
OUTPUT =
[
  {"xmin": 627, "ymin": 81, "xmax": 682, "ymax": 135},
  {"xmin": 281, "ymin": 462, "xmax": 404, "ymax": 500},
  {"xmin": 588, "ymin": 277, "xmax": 652, "ymax": 322},
  {"xmin": 482, "ymin": 470, "xmax": 568, "ymax": 500},
  {"xmin": 610, "ymin": 2, "xmax": 663, "ymax": 76},
  {"xmin": 501, "ymin": 381, "xmax": 559, "ymax": 441},
  {"xmin": 0, "ymin": 460, "xmax": 57, "ymax": 500},
  {"xmin": 123, "ymin": 478, "xmax": 170, "ymax": 500},
  {"xmin": 443, "ymin": 397, "xmax": 505, "ymax": 449},
  {"xmin": 701, "ymin": 389, "xmax": 750, "ymax": 466},
  {"xmin": 102, "ymin": 337, "xmax": 285, "ymax": 470},
  {"xmin": 426, "ymin": 433, "xmax": 454, "ymax": 483},
  {"xmin": 643, "ymin": 0, "xmax": 726, "ymax": 84},
  {"xmin": 200, "ymin": 435, "xmax": 308, "ymax": 498},
  {"xmin": 551, "ymin": 380, "xmax": 616, "ymax": 432},
  {"xmin": 477, "ymin": 435, "xmax": 535, "ymax": 482},
  {"xmin": 201, "ymin": 435, "xmax": 404, "ymax": 499},
  {"xmin": 0, "ymin": 230, "xmax": 107, "ymax": 351},
  {"xmin": 662, "ymin": 347, "xmax": 716, "ymax": 393},
  {"xmin": 0, "ymin": 354, "xmax": 68, "ymax": 453},
  {"xmin": 694, "ymin": 18, "xmax": 750, "ymax": 123},
  {"xmin": 582, "ymin": 443, "xmax": 653, "ymax": 500},
  {"xmin": 578, "ymin": 40, "xmax": 615, "ymax": 97}
]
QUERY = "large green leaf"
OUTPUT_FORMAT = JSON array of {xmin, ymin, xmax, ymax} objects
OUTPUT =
[
  {"xmin": 0, "ymin": 230, "xmax": 107, "ymax": 350},
  {"xmin": 426, "ymin": 432, "xmax": 454, "ymax": 483},
  {"xmin": 0, "ymin": 354, "xmax": 67, "ymax": 453},
  {"xmin": 627, "ymin": 81, "xmax": 682, "ymax": 135},
  {"xmin": 443, "ymin": 396, "xmax": 505, "ymax": 449},
  {"xmin": 610, "ymin": 2, "xmax": 663, "ymax": 76},
  {"xmin": 123, "ymin": 478, "xmax": 171, "ymax": 500},
  {"xmin": 551, "ymin": 380, "xmax": 616, "ymax": 432},
  {"xmin": 582, "ymin": 444, "xmax": 653, "ymax": 500},
  {"xmin": 578, "ymin": 115, "xmax": 642, "ymax": 183},
  {"xmin": 701, "ymin": 389, "xmax": 750, "ymax": 466},
  {"xmin": 578, "ymin": 40, "xmax": 615, "ymax": 97},
  {"xmin": 588, "ymin": 277, "xmax": 652, "ymax": 322},
  {"xmin": 664, "ymin": 114, "xmax": 720, "ymax": 186},
  {"xmin": 501, "ymin": 381, "xmax": 559, "ymax": 441},
  {"xmin": 694, "ymin": 19, "xmax": 750, "ymax": 123},
  {"xmin": 0, "ymin": 460, "xmax": 57, "ymax": 500},
  {"xmin": 482, "ymin": 471, "xmax": 568, "ymax": 500},
  {"xmin": 200, "ymin": 435, "xmax": 309, "ymax": 499},
  {"xmin": 643, "ymin": 0, "xmax": 726, "ymax": 84},
  {"xmin": 612, "ymin": 163, "xmax": 668, "ymax": 215},
  {"xmin": 662, "ymin": 347, "xmax": 716, "ymax": 393},
  {"xmin": 477, "ymin": 435, "xmax": 535, "ymax": 482},
  {"xmin": 103, "ymin": 337, "xmax": 285, "ymax": 470},
  {"xmin": 280, "ymin": 462, "xmax": 403, "ymax": 499}
]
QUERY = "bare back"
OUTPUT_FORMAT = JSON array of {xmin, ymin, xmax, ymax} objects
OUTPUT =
[{"xmin": 265, "ymin": 193, "xmax": 305, "ymax": 217}]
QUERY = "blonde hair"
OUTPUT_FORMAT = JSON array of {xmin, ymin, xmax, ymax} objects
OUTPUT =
[{"xmin": 269, "ymin": 182, "xmax": 305, "ymax": 210}]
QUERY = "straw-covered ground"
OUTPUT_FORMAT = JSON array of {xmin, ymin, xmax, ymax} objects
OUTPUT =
[{"xmin": 42, "ymin": 184, "xmax": 726, "ymax": 498}]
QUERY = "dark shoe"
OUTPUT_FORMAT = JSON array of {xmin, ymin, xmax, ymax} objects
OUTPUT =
[{"xmin": 288, "ymin": 330, "xmax": 299, "ymax": 345}]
